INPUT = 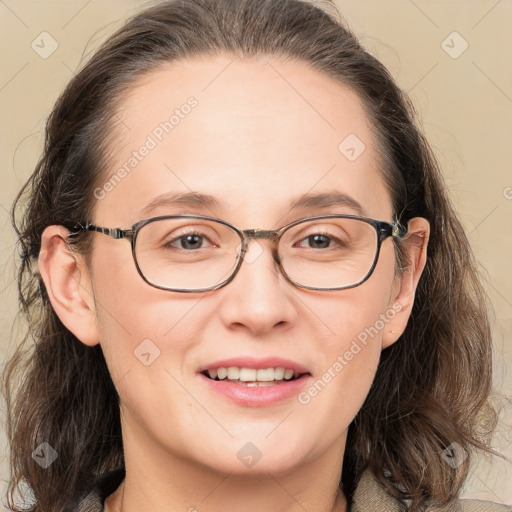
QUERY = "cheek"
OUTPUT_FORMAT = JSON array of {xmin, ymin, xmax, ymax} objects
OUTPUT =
[
  {"xmin": 89, "ymin": 249, "xmax": 208, "ymax": 447},
  {"xmin": 301, "ymin": 244, "xmax": 397, "ymax": 420},
  {"xmin": 318, "ymin": 243, "xmax": 397, "ymax": 352},
  {"xmin": 299, "ymin": 301, "xmax": 386, "ymax": 421},
  {"xmin": 283, "ymin": 286, "xmax": 391, "ymax": 467},
  {"xmin": 89, "ymin": 243, "xmax": 204, "ymax": 382}
]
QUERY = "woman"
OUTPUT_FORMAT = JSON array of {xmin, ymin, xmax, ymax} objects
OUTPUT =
[{"xmin": 2, "ymin": 0, "xmax": 509, "ymax": 511}]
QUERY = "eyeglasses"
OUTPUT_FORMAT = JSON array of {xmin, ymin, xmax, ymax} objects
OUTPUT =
[{"xmin": 74, "ymin": 214, "xmax": 407, "ymax": 293}]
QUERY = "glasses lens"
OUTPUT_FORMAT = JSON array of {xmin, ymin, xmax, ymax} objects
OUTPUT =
[
  {"xmin": 135, "ymin": 217, "xmax": 241, "ymax": 291},
  {"xmin": 134, "ymin": 216, "xmax": 378, "ymax": 291},
  {"xmin": 279, "ymin": 217, "xmax": 378, "ymax": 289}
]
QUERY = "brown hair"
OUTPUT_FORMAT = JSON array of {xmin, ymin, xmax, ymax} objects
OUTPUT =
[{"xmin": 2, "ymin": 0, "xmax": 501, "ymax": 510}]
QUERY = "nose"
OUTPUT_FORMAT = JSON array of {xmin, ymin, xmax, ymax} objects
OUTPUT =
[{"xmin": 216, "ymin": 238, "xmax": 298, "ymax": 335}]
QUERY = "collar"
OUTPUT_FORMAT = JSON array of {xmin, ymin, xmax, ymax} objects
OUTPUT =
[
  {"xmin": 351, "ymin": 469, "xmax": 405, "ymax": 512},
  {"xmin": 352, "ymin": 469, "xmax": 511, "ymax": 512}
]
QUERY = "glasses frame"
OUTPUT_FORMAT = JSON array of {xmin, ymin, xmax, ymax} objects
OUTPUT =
[{"xmin": 75, "ymin": 214, "xmax": 408, "ymax": 293}]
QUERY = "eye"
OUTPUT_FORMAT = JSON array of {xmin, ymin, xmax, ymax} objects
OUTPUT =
[
  {"xmin": 294, "ymin": 228, "xmax": 350, "ymax": 251},
  {"xmin": 165, "ymin": 230, "xmax": 216, "ymax": 251},
  {"xmin": 298, "ymin": 233, "xmax": 335, "ymax": 249}
]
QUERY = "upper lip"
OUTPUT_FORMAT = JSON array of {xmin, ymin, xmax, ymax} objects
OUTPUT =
[{"xmin": 198, "ymin": 357, "xmax": 310, "ymax": 374}]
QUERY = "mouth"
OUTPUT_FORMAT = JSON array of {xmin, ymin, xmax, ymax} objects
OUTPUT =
[
  {"xmin": 198, "ymin": 369, "xmax": 312, "ymax": 407},
  {"xmin": 196, "ymin": 357, "xmax": 312, "ymax": 406}
]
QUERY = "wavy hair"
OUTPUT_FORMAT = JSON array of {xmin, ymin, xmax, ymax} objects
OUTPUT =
[{"xmin": 2, "ymin": 0, "xmax": 501, "ymax": 510}]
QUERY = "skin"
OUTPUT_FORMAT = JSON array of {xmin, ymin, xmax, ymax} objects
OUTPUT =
[{"xmin": 38, "ymin": 55, "xmax": 429, "ymax": 512}]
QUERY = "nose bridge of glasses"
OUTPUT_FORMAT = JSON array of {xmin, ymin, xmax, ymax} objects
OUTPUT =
[
  {"xmin": 242, "ymin": 228, "xmax": 278, "ymax": 240},
  {"xmin": 238, "ymin": 228, "xmax": 281, "ymax": 262}
]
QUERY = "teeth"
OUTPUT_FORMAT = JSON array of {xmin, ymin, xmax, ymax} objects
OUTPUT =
[
  {"xmin": 256, "ymin": 368, "xmax": 274, "ymax": 381},
  {"xmin": 273, "ymin": 367, "xmax": 285, "ymax": 380},
  {"xmin": 205, "ymin": 366, "xmax": 303, "ymax": 382},
  {"xmin": 283, "ymin": 369, "xmax": 294, "ymax": 380},
  {"xmin": 227, "ymin": 367, "xmax": 241, "ymax": 379}
]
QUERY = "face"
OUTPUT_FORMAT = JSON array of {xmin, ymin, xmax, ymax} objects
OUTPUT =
[{"xmin": 41, "ymin": 55, "xmax": 428, "ymax": 478}]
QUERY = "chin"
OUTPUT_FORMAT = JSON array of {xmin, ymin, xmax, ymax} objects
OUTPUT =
[
  {"xmin": 205, "ymin": 453, "xmax": 307, "ymax": 478},
  {"xmin": 191, "ymin": 434, "xmax": 313, "ymax": 477}
]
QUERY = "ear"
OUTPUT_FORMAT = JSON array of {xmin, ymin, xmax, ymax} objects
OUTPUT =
[
  {"xmin": 38, "ymin": 225, "xmax": 100, "ymax": 346},
  {"xmin": 381, "ymin": 217, "xmax": 430, "ymax": 349}
]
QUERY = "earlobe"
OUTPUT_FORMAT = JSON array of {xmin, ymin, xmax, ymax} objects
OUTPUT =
[
  {"xmin": 38, "ymin": 225, "xmax": 100, "ymax": 346},
  {"xmin": 382, "ymin": 217, "xmax": 430, "ymax": 349}
]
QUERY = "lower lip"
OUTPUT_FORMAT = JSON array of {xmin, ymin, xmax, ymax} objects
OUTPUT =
[{"xmin": 198, "ymin": 373, "xmax": 312, "ymax": 407}]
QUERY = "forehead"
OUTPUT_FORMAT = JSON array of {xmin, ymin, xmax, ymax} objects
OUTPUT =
[{"xmin": 95, "ymin": 55, "xmax": 392, "ymax": 226}]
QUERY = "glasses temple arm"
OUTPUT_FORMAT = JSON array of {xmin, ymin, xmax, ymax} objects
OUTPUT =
[{"xmin": 70, "ymin": 224, "xmax": 133, "ymax": 240}]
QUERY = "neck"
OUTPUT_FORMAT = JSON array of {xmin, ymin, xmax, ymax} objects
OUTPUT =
[
  {"xmin": 109, "ymin": 480, "xmax": 347, "ymax": 512},
  {"xmin": 106, "ymin": 414, "xmax": 348, "ymax": 512}
]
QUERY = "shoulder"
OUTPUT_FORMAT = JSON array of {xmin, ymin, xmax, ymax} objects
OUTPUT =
[
  {"xmin": 62, "ymin": 467, "xmax": 125, "ymax": 512},
  {"xmin": 351, "ymin": 468, "xmax": 512, "ymax": 512}
]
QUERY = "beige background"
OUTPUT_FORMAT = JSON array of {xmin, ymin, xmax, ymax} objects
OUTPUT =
[{"xmin": 1, "ymin": 0, "xmax": 511, "ymax": 508}]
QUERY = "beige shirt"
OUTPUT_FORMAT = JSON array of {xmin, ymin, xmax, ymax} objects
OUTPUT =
[
  {"xmin": 352, "ymin": 469, "xmax": 512, "ymax": 511},
  {"xmin": 70, "ymin": 466, "xmax": 512, "ymax": 512}
]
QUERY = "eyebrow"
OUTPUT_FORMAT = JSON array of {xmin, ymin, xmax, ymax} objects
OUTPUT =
[{"xmin": 140, "ymin": 190, "xmax": 366, "ymax": 217}]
